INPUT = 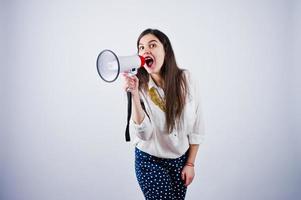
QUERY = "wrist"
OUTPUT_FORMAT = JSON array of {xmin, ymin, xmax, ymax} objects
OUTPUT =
[
  {"xmin": 132, "ymin": 89, "xmax": 140, "ymax": 96},
  {"xmin": 131, "ymin": 92, "xmax": 140, "ymax": 101},
  {"xmin": 185, "ymin": 162, "xmax": 195, "ymax": 167}
]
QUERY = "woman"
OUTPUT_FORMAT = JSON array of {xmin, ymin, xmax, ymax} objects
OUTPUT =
[{"xmin": 123, "ymin": 28, "xmax": 205, "ymax": 200}]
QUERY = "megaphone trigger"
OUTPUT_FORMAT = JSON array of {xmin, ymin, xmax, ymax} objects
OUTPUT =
[{"xmin": 129, "ymin": 68, "xmax": 138, "ymax": 75}]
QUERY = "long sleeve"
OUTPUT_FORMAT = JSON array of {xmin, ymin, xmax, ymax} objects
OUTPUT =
[
  {"xmin": 188, "ymin": 99, "xmax": 205, "ymax": 144},
  {"xmin": 186, "ymin": 71, "xmax": 205, "ymax": 144},
  {"xmin": 130, "ymin": 112, "xmax": 153, "ymax": 141}
]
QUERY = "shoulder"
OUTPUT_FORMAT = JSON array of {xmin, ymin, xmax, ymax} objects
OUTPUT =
[
  {"xmin": 181, "ymin": 69, "xmax": 194, "ymax": 83},
  {"xmin": 181, "ymin": 69, "xmax": 201, "ymax": 100},
  {"xmin": 181, "ymin": 69, "xmax": 195, "ymax": 90}
]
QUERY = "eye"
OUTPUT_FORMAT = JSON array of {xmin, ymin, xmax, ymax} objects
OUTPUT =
[
  {"xmin": 138, "ymin": 46, "xmax": 144, "ymax": 51},
  {"xmin": 149, "ymin": 43, "xmax": 156, "ymax": 48}
]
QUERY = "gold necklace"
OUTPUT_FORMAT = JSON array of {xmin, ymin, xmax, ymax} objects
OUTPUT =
[{"xmin": 148, "ymin": 87, "xmax": 166, "ymax": 112}]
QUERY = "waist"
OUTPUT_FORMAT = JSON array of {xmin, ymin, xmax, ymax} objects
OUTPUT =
[{"xmin": 135, "ymin": 147, "xmax": 188, "ymax": 161}]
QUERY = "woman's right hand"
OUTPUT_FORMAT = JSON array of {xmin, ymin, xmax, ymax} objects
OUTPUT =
[{"xmin": 122, "ymin": 73, "xmax": 139, "ymax": 96}]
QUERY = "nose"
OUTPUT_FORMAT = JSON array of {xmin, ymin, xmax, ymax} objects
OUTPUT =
[{"xmin": 143, "ymin": 47, "xmax": 151, "ymax": 55}]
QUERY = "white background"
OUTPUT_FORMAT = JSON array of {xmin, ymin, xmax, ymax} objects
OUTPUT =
[{"xmin": 1, "ymin": 0, "xmax": 300, "ymax": 199}]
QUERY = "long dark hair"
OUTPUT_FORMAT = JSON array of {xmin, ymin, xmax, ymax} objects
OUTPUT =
[{"xmin": 136, "ymin": 28, "xmax": 188, "ymax": 133}]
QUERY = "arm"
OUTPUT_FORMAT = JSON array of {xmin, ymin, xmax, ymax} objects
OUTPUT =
[
  {"xmin": 123, "ymin": 74, "xmax": 153, "ymax": 140},
  {"xmin": 131, "ymin": 91, "xmax": 145, "ymax": 124},
  {"xmin": 186, "ymin": 144, "xmax": 199, "ymax": 165},
  {"xmin": 181, "ymin": 144, "xmax": 199, "ymax": 187},
  {"xmin": 181, "ymin": 71, "xmax": 205, "ymax": 186},
  {"xmin": 123, "ymin": 73, "xmax": 145, "ymax": 124}
]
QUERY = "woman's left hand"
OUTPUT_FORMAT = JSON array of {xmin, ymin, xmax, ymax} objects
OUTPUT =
[{"xmin": 181, "ymin": 165, "xmax": 195, "ymax": 187}]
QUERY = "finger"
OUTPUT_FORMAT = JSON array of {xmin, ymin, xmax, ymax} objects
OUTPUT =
[
  {"xmin": 181, "ymin": 171, "xmax": 185, "ymax": 181},
  {"xmin": 185, "ymin": 176, "xmax": 191, "ymax": 187},
  {"xmin": 123, "ymin": 78, "xmax": 130, "ymax": 86},
  {"xmin": 124, "ymin": 85, "xmax": 131, "ymax": 92},
  {"xmin": 123, "ymin": 74, "xmax": 135, "ymax": 82},
  {"xmin": 124, "ymin": 82, "xmax": 134, "ymax": 91},
  {"xmin": 123, "ymin": 80, "xmax": 131, "ymax": 88},
  {"xmin": 125, "ymin": 74, "xmax": 136, "ymax": 80},
  {"xmin": 129, "ymin": 81, "xmax": 135, "ymax": 88},
  {"xmin": 186, "ymin": 176, "xmax": 194, "ymax": 187},
  {"xmin": 124, "ymin": 77, "xmax": 134, "ymax": 85},
  {"xmin": 128, "ymin": 76, "xmax": 137, "ymax": 83},
  {"xmin": 184, "ymin": 177, "xmax": 189, "ymax": 187},
  {"xmin": 126, "ymin": 83, "xmax": 136, "ymax": 92},
  {"xmin": 131, "ymin": 75, "xmax": 138, "ymax": 80},
  {"xmin": 122, "ymin": 73, "xmax": 132, "ymax": 79}
]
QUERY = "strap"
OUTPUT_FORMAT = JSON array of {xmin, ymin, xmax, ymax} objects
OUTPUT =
[
  {"xmin": 125, "ymin": 92, "xmax": 132, "ymax": 142},
  {"xmin": 125, "ymin": 92, "xmax": 149, "ymax": 142}
]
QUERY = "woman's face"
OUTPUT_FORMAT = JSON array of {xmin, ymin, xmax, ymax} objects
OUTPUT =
[{"xmin": 138, "ymin": 34, "xmax": 165, "ymax": 75}]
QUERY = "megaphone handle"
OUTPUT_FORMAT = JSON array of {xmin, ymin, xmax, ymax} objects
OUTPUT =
[{"xmin": 125, "ymin": 91, "xmax": 132, "ymax": 142}]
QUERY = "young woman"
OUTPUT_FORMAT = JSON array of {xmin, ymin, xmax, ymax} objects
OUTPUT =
[{"xmin": 123, "ymin": 28, "xmax": 205, "ymax": 200}]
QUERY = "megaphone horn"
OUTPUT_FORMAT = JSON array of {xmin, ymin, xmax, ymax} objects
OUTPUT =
[{"xmin": 96, "ymin": 49, "xmax": 145, "ymax": 82}]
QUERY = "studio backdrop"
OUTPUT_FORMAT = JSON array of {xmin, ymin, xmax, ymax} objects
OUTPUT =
[{"xmin": 1, "ymin": 0, "xmax": 300, "ymax": 200}]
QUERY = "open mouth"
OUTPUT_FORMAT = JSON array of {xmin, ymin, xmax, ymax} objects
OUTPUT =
[{"xmin": 145, "ymin": 56, "xmax": 154, "ymax": 67}]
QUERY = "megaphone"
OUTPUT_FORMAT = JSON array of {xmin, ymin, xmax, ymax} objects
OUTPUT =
[{"xmin": 96, "ymin": 49, "xmax": 145, "ymax": 82}]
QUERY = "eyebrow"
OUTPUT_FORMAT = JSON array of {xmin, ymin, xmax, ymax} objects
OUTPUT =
[{"xmin": 139, "ymin": 40, "xmax": 159, "ymax": 46}]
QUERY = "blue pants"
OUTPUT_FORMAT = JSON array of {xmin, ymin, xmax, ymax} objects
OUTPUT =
[{"xmin": 135, "ymin": 147, "xmax": 188, "ymax": 200}]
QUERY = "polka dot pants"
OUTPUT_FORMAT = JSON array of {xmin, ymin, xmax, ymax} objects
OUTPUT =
[{"xmin": 135, "ymin": 147, "xmax": 188, "ymax": 200}]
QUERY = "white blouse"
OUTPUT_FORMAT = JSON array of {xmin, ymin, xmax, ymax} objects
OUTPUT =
[{"xmin": 129, "ymin": 70, "xmax": 205, "ymax": 159}]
